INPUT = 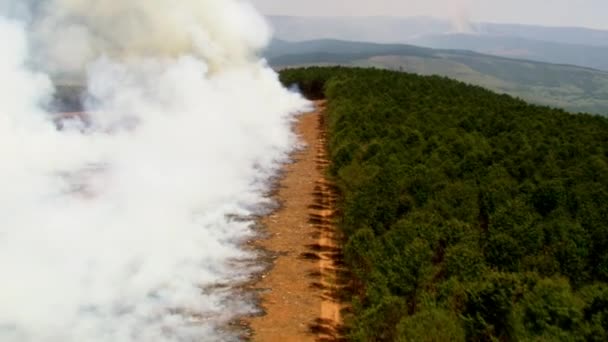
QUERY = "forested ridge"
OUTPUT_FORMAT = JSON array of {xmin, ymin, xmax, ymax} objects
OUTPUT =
[
  {"xmin": 267, "ymin": 39, "xmax": 608, "ymax": 116},
  {"xmin": 280, "ymin": 67, "xmax": 608, "ymax": 341}
]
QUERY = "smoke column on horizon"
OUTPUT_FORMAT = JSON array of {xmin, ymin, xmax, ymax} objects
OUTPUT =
[
  {"xmin": 0, "ymin": 1, "xmax": 309, "ymax": 341},
  {"xmin": 447, "ymin": 0, "xmax": 476, "ymax": 33}
]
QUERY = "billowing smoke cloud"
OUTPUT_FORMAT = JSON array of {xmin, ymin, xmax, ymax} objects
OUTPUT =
[
  {"xmin": 2, "ymin": 0, "xmax": 273, "ymax": 74},
  {"xmin": 0, "ymin": 1, "xmax": 308, "ymax": 341}
]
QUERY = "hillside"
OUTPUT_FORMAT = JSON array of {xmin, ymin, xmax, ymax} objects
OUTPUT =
[
  {"xmin": 267, "ymin": 16, "xmax": 451, "ymax": 43},
  {"xmin": 267, "ymin": 16, "xmax": 608, "ymax": 71},
  {"xmin": 268, "ymin": 16, "xmax": 608, "ymax": 47},
  {"xmin": 280, "ymin": 66, "xmax": 608, "ymax": 341},
  {"xmin": 266, "ymin": 39, "xmax": 608, "ymax": 116},
  {"xmin": 413, "ymin": 33, "xmax": 608, "ymax": 72}
]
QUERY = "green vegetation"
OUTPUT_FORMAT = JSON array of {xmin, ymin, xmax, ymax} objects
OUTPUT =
[
  {"xmin": 268, "ymin": 39, "xmax": 608, "ymax": 116},
  {"xmin": 280, "ymin": 67, "xmax": 608, "ymax": 341}
]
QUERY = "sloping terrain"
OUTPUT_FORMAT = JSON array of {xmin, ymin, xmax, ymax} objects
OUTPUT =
[
  {"xmin": 267, "ymin": 16, "xmax": 608, "ymax": 70},
  {"xmin": 412, "ymin": 33, "xmax": 608, "ymax": 72},
  {"xmin": 266, "ymin": 39, "xmax": 608, "ymax": 116},
  {"xmin": 267, "ymin": 16, "xmax": 451, "ymax": 43},
  {"xmin": 267, "ymin": 16, "xmax": 608, "ymax": 47}
]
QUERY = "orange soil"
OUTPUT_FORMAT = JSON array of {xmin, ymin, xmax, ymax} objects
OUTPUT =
[{"xmin": 247, "ymin": 101, "xmax": 347, "ymax": 341}]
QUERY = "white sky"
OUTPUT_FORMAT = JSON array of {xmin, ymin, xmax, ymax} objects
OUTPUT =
[{"xmin": 249, "ymin": 0, "xmax": 608, "ymax": 30}]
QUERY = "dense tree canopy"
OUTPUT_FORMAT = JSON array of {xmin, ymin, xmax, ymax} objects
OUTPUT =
[{"xmin": 280, "ymin": 67, "xmax": 608, "ymax": 341}]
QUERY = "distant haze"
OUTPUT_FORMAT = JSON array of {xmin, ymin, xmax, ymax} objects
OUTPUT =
[
  {"xmin": 250, "ymin": 0, "xmax": 608, "ymax": 30},
  {"xmin": 264, "ymin": 16, "xmax": 608, "ymax": 71}
]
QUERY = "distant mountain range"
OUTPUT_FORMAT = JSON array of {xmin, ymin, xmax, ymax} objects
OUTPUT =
[
  {"xmin": 267, "ymin": 16, "xmax": 608, "ymax": 71},
  {"xmin": 264, "ymin": 39, "xmax": 608, "ymax": 116}
]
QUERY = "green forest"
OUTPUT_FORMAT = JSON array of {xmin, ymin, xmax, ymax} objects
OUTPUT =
[
  {"xmin": 280, "ymin": 67, "xmax": 608, "ymax": 341},
  {"xmin": 267, "ymin": 39, "xmax": 608, "ymax": 116}
]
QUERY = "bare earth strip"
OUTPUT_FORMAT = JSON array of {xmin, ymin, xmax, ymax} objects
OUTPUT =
[{"xmin": 246, "ymin": 101, "xmax": 347, "ymax": 341}]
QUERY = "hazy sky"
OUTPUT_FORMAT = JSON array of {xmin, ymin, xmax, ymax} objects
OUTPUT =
[{"xmin": 250, "ymin": 0, "xmax": 608, "ymax": 30}]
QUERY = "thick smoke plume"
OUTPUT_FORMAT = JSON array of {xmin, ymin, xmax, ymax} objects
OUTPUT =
[
  {"xmin": 0, "ymin": 1, "xmax": 309, "ymax": 341},
  {"xmin": 2, "ymin": 0, "xmax": 272, "ymax": 74}
]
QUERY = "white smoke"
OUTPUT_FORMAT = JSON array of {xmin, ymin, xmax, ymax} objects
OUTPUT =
[
  {"xmin": 1, "ymin": 0, "xmax": 273, "ymax": 74},
  {"xmin": 0, "ymin": 1, "xmax": 309, "ymax": 341},
  {"xmin": 447, "ymin": 0, "xmax": 476, "ymax": 33}
]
